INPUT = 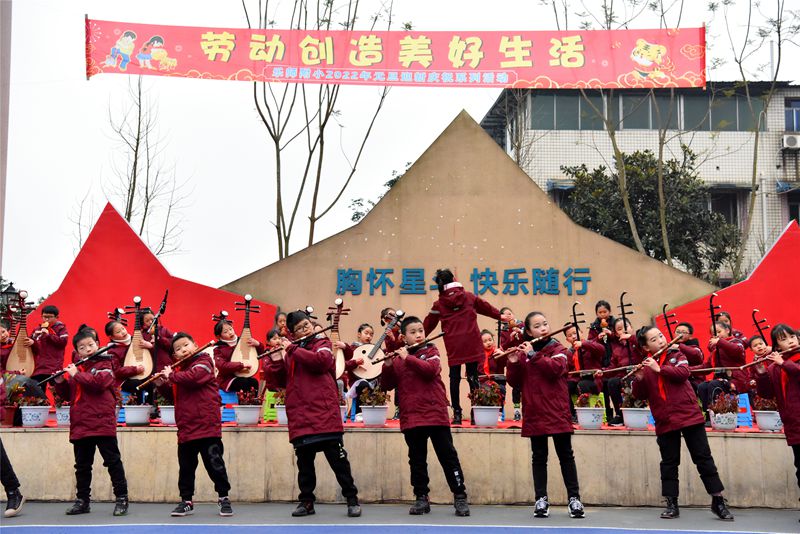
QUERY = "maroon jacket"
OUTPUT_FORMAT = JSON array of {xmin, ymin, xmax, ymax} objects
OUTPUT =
[
  {"xmin": 506, "ymin": 339, "xmax": 573, "ymax": 437},
  {"xmin": 142, "ymin": 325, "xmax": 174, "ymax": 372},
  {"xmin": 383, "ymin": 327, "xmax": 405, "ymax": 353},
  {"xmin": 568, "ymin": 339, "xmax": 605, "ymax": 376},
  {"xmin": 262, "ymin": 347, "xmax": 288, "ymax": 390},
  {"xmin": 756, "ymin": 350, "xmax": 800, "ymax": 446},
  {"xmin": 266, "ymin": 335, "xmax": 342, "ymax": 442},
  {"xmin": 605, "ymin": 336, "xmax": 644, "ymax": 375},
  {"xmin": 168, "ymin": 352, "xmax": 221, "ymax": 444},
  {"xmin": 587, "ymin": 317, "xmax": 614, "ymax": 343},
  {"xmin": 54, "ymin": 353, "xmax": 118, "ymax": 442},
  {"xmin": 109, "ymin": 340, "xmax": 139, "ymax": 386},
  {"xmin": 0, "ymin": 340, "xmax": 13, "ymax": 372},
  {"xmin": 631, "ymin": 347, "xmax": 704, "ymax": 435},
  {"xmin": 708, "ymin": 336, "xmax": 747, "ymax": 392},
  {"xmin": 214, "ymin": 341, "xmax": 249, "ymax": 391},
  {"xmin": 381, "ymin": 343, "xmax": 450, "ymax": 431},
  {"xmin": 32, "ymin": 321, "xmax": 69, "ymax": 376},
  {"xmin": 423, "ymin": 282, "xmax": 501, "ymax": 367},
  {"xmin": 499, "ymin": 323, "xmax": 524, "ymax": 351}
]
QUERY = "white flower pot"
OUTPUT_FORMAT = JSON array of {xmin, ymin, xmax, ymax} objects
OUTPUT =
[
  {"xmin": 622, "ymin": 408, "xmax": 651, "ymax": 430},
  {"xmin": 20, "ymin": 406, "xmax": 50, "ymax": 428},
  {"xmin": 124, "ymin": 405, "xmax": 151, "ymax": 426},
  {"xmin": 709, "ymin": 410, "xmax": 737, "ymax": 431},
  {"xmin": 234, "ymin": 405, "xmax": 262, "ymax": 426},
  {"xmin": 575, "ymin": 407, "xmax": 604, "ymax": 430},
  {"xmin": 472, "ymin": 406, "xmax": 500, "ymax": 427},
  {"xmin": 276, "ymin": 405, "xmax": 288, "ymax": 425},
  {"xmin": 159, "ymin": 406, "xmax": 175, "ymax": 425},
  {"xmin": 56, "ymin": 406, "xmax": 71, "ymax": 427},
  {"xmin": 753, "ymin": 410, "xmax": 783, "ymax": 432},
  {"xmin": 361, "ymin": 405, "xmax": 388, "ymax": 426}
]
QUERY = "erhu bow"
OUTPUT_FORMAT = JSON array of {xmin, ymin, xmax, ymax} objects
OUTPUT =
[{"xmin": 661, "ymin": 304, "xmax": 677, "ymax": 339}]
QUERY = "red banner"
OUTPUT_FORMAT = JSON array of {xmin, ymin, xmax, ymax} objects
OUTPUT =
[{"xmin": 86, "ymin": 18, "xmax": 705, "ymax": 89}]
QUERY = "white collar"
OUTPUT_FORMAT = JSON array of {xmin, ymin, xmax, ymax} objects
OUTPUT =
[{"xmin": 443, "ymin": 282, "xmax": 462, "ymax": 291}]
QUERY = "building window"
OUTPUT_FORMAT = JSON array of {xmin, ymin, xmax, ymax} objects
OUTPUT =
[
  {"xmin": 652, "ymin": 93, "xmax": 679, "ymax": 130},
  {"xmin": 683, "ymin": 95, "xmax": 710, "ymax": 130},
  {"xmin": 786, "ymin": 99, "xmax": 800, "ymax": 132},
  {"xmin": 531, "ymin": 94, "xmax": 555, "ymax": 130},
  {"xmin": 579, "ymin": 92, "xmax": 605, "ymax": 130},
  {"xmin": 621, "ymin": 93, "xmax": 650, "ymax": 129},
  {"xmin": 710, "ymin": 190, "xmax": 740, "ymax": 226},
  {"xmin": 555, "ymin": 94, "xmax": 580, "ymax": 129},
  {"xmin": 710, "ymin": 96, "xmax": 738, "ymax": 131},
  {"xmin": 789, "ymin": 191, "xmax": 800, "ymax": 223}
]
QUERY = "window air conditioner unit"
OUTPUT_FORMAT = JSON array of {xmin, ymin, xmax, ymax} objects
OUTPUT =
[{"xmin": 783, "ymin": 134, "xmax": 800, "ymax": 150}]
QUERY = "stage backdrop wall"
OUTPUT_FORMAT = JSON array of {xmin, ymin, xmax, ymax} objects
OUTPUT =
[
  {"xmin": 28, "ymin": 204, "xmax": 276, "ymax": 365},
  {"xmin": 224, "ymin": 111, "xmax": 715, "ymax": 413}
]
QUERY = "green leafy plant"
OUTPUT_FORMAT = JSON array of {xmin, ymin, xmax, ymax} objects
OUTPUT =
[
  {"xmin": 53, "ymin": 391, "xmax": 71, "ymax": 408},
  {"xmin": 236, "ymin": 387, "xmax": 263, "ymax": 406},
  {"xmin": 753, "ymin": 396, "xmax": 778, "ymax": 411},
  {"xmin": 3, "ymin": 382, "xmax": 24, "ymax": 407},
  {"xmin": 709, "ymin": 393, "xmax": 738, "ymax": 414},
  {"xmin": 358, "ymin": 386, "xmax": 390, "ymax": 407},
  {"xmin": 18, "ymin": 396, "xmax": 49, "ymax": 407},
  {"xmin": 621, "ymin": 385, "xmax": 648, "ymax": 408},
  {"xmin": 154, "ymin": 390, "xmax": 172, "ymax": 407},
  {"xmin": 576, "ymin": 393, "xmax": 603, "ymax": 408},
  {"xmin": 273, "ymin": 388, "xmax": 287, "ymax": 406},
  {"xmin": 468, "ymin": 381, "xmax": 504, "ymax": 407},
  {"xmin": 124, "ymin": 394, "xmax": 149, "ymax": 406}
]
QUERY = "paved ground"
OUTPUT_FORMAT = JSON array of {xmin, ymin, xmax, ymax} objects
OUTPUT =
[{"xmin": 1, "ymin": 503, "xmax": 798, "ymax": 533}]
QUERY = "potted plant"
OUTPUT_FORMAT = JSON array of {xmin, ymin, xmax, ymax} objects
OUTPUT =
[
  {"xmin": 273, "ymin": 389, "xmax": 288, "ymax": 425},
  {"xmin": 53, "ymin": 391, "xmax": 71, "ymax": 427},
  {"xmin": 708, "ymin": 393, "xmax": 738, "ymax": 431},
  {"xmin": 358, "ymin": 387, "xmax": 391, "ymax": 426},
  {"xmin": 1, "ymin": 379, "xmax": 24, "ymax": 427},
  {"xmin": 620, "ymin": 385, "xmax": 651, "ymax": 430},
  {"xmin": 234, "ymin": 388, "xmax": 263, "ymax": 426},
  {"xmin": 123, "ymin": 394, "xmax": 151, "ymax": 426},
  {"xmin": 19, "ymin": 396, "xmax": 51, "ymax": 428},
  {"xmin": 468, "ymin": 381, "xmax": 503, "ymax": 427},
  {"xmin": 575, "ymin": 393, "xmax": 604, "ymax": 430},
  {"xmin": 752, "ymin": 396, "xmax": 782, "ymax": 432},
  {"xmin": 154, "ymin": 391, "xmax": 175, "ymax": 426}
]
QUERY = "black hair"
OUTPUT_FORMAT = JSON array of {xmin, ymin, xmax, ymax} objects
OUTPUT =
[
  {"xmin": 104, "ymin": 320, "xmax": 122, "ymax": 337},
  {"xmin": 713, "ymin": 321, "xmax": 730, "ymax": 335},
  {"xmin": 274, "ymin": 311, "xmax": 287, "ymax": 322},
  {"xmin": 400, "ymin": 316, "xmax": 423, "ymax": 335},
  {"xmin": 123, "ymin": 31, "xmax": 137, "ymax": 39},
  {"xmin": 72, "ymin": 324, "xmax": 99, "ymax": 348},
  {"xmin": 433, "ymin": 268, "xmax": 455, "ymax": 291},
  {"xmin": 771, "ymin": 323, "xmax": 797, "ymax": 349},
  {"xmin": 0, "ymin": 319, "xmax": 10, "ymax": 330},
  {"xmin": 147, "ymin": 35, "xmax": 164, "ymax": 45},
  {"xmin": 595, "ymin": 300, "xmax": 611, "ymax": 313},
  {"xmin": 480, "ymin": 329, "xmax": 494, "ymax": 338},
  {"xmin": 636, "ymin": 325, "xmax": 659, "ymax": 348},
  {"xmin": 357, "ymin": 323, "xmax": 373, "ymax": 333},
  {"xmin": 286, "ymin": 311, "xmax": 309, "ymax": 333},
  {"xmin": 42, "ymin": 305, "xmax": 59, "ymax": 317},
  {"xmin": 718, "ymin": 311, "xmax": 732, "ymax": 325},
  {"xmin": 523, "ymin": 311, "xmax": 546, "ymax": 333},
  {"xmin": 747, "ymin": 335, "xmax": 766, "ymax": 348},
  {"xmin": 266, "ymin": 328, "xmax": 281, "ymax": 341},
  {"xmin": 563, "ymin": 322, "xmax": 577, "ymax": 332},
  {"xmin": 613, "ymin": 317, "xmax": 632, "ymax": 330},
  {"xmin": 171, "ymin": 332, "xmax": 195, "ymax": 348},
  {"xmin": 380, "ymin": 308, "xmax": 395, "ymax": 326},
  {"xmin": 676, "ymin": 322, "xmax": 694, "ymax": 335},
  {"xmin": 500, "ymin": 307, "xmax": 513, "ymax": 314},
  {"xmin": 214, "ymin": 319, "xmax": 232, "ymax": 338}
]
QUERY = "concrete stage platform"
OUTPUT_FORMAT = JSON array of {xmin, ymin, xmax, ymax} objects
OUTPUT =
[
  {"xmin": 0, "ymin": 425, "xmax": 796, "ymax": 508},
  {"xmin": 1, "ymin": 503, "xmax": 798, "ymax": 534}
]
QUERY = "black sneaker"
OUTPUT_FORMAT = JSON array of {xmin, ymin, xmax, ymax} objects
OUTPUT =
[
  {"xmin": 513, "ymin": 408, "xmax": 521, "ymax": 422},
  {"xmin": 113, "ymin": 496, "xmax": 129, "ymax": 516},
  {"xmin": 409, "ymin": 495, "xmax": 430, "ymax": 515},
  {"xmin": 711, "ymin": 495, "xmax": 734, "ymax": 521},
  {"xmin": 4, "ymin": 489, "xmax": 25, "ymax": 518},
  {"xmin": 533, "ymin": 496, "xmax": 549, "ymax": 518},
  {"xmin": 452, "ymin": 409, "xmax": 463, "ymax": 425},
  {"xmin": 609, "ymin": 415, "xmax": 624, "ymax": 426},
  {"xmin": 170, "ymin": 500, "xmax": 194, "ymax": 517},
  {"xmin": 66, "ymin": 498, "xmax": 91, "ymax": 515},
  {"xmin": 218, "ymin": 496, "xmax": 233, "ymax": 517},
  {"xmin": 347, "ymin": 500, "xmax": 362, "ymax": 517},
  {"xmin": 292, "ymin": 501, "xmax": 315, "ymax": 517},
  {"xmin": 454, "ymin": 493, "xmax": 470, "ymax": 517},
  {"xmin": 660, "ymin": 496, "xmax": 679, "ymax": 519},
  {"xmin": 568, "ymin": 497, "xmax": 585, "ymax": 518}
]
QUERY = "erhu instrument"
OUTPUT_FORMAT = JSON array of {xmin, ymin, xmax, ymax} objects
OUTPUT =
[
  {"xmin": 122, "ymin": 296, "xmax": 154, "ymax": 379},
  {"xmin": 37, "ymin": 345, "xmax": 115, "ymax": 386},
  {"xmin": 326, "ymin": 299, "xmax": 350, "ymax": 379},
  {"xmin": 352, "ymin": 310, "xmax": 404, "ymax": 379},
  {"xmin": 107, "ymin": 307, "xmax": 128, "ymax": 326},
  {"xmin": 661, "ymin": 304, "xmax": 677, "ymax": 339},
  {"xmin": 231, "ymin": 294, "xmax": 260, "ymax": 378},
  {"xmin": 136, "ymin": 340, "xmax": 217, "ymax": 390},
  {"xmin": 371, "ymin": 332, "xmax": 446, "ymax": 364},
  {"xmin": 5, "ymin": 291, "xmax": 36, "ymax": 377}
]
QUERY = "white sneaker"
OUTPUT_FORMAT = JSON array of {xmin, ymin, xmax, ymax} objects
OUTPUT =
[
  {"xmin": 533, "ymin": 496, "xmax": 549, "ymax": 518},
  {"xmin": 568, "ymin": 497, "xmax": 585, "ymax": 518},
  {"xmin": 355, "ymin": 413, "xmax": 363, "ymax": 423}
]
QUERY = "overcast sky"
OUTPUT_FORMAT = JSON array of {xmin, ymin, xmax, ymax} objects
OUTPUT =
[{"xmin": 2, "ymin": 0, "xmax": 795, "ymax": 301}]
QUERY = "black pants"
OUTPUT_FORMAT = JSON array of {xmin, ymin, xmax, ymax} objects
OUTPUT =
[
  {"xmin": 0, "ymin": 438, "xmax": 20, "ymax": 493},
  {"xmin": 73, "ymin": 436, "xmax": 128, "ymax": 501},
  {"xmin": 655, "ymin": 423, "xmax": 724, "ymax": 497},
  {"xmin": 449, "ymin": 362, "xmax": 479, "ymax": 412},
  {"xmin": 511, "ymin": 385, "xmax": 521, "ymax": 405},
  {"xmin": 530, "ymin": 433, "xmax": 580, "ymax": 500},
  {"xmin": 698, "ymin": 380, "xmax": 730, "ymax": 413},
  {"xmin": 226, "ymin": 377, "xmax": 259, "ymax": 393},
  {"xmin": 177, "ymin": 437, "xmax": 231, "ymax": 501},
  {"xmin": 606, "ymin": 378, "xmax": 624, "ymax": 417},
  {"xmin": 403, "ymin": 425, "xmax": 466, "ymax": 497},
  {"xmin": 295, "ymin": 438, "xmax": 358, "ymax": 503},
  {"xmin": 793, "ymin": 445, "xmax": 800, "ymax": 493}
]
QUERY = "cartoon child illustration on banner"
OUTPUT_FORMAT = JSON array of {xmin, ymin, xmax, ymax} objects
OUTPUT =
[
  {"xmin": 629, "ymin": 38, "xmax": 674, "ymax": 83},
  {"xmin": 105, "ymin": 30, "xmax": 137, "ymax": 71},
  {"xmin": 136, "ymin": 35, "xmax": 164, "ymax": 69}
]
